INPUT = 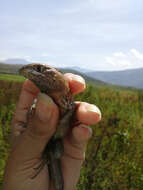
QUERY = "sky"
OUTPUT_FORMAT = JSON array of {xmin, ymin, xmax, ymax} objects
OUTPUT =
[{"xmin": 0, "ymin": 0, "xmax": 143, "ymax": 71}]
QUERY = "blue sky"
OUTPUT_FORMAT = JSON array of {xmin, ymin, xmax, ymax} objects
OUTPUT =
[{"xmin": 0, "ymin": 0, "xmax": 143, "ymax": 71}]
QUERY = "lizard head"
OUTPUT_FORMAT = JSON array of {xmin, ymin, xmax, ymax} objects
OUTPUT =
[
  {"xmin": 19, "ymin": 63, "xmax": 53, "ymax": 77},
  {"xmin": 19, "ymin": 63, "xmax": 70, "ymax": 95}
]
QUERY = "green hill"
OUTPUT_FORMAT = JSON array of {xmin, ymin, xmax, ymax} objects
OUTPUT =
[{"xmin": 0, "ymin": 62, "xmax": 24, "ymax": 74}]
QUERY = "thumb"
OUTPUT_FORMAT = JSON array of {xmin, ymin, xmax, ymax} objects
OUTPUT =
[
  {"xmin": 28, "ymin": 93, "xmax": 59, "ymax": 139},
  {"xmin": 3, "ymin": 93, "xmax": 59, "ymax": 188},
  {"xmin": 11, "ymin": 93, "xmax": 59, "ymax": 161}
]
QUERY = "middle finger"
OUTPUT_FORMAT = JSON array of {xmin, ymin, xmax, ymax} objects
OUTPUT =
[{"xmin": 76, "ymin": 102, "xmax": 101, "ymax": 125}]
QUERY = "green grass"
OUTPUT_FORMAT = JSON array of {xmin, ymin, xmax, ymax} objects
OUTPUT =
[{"xmin": 0, "ymin": 73, "xmax": 25, "ymax": 82}]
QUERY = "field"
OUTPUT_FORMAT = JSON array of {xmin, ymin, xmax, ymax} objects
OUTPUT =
[
  {"xmin": 1, "ymin": 73, "xmax": 143, "ymax": 189},
  {"xmin": 0, "ymin": 73, "xmax": 25, "ymax": 82}
]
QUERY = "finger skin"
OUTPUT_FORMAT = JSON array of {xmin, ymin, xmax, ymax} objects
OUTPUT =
[
  {"xmin": 76, "ymin": 102, "xmax": 101, "ymax": 125},
  {"xmin": 64, "ymin": 73, "xmax": 86, "ymax": 94},
  {"xmin": 63, "ymin": 102, "xmax": 102, "ymax": 161},
  {"xmin": 59, "ymin": 124, "xmax": 93, "ymax": 190}
]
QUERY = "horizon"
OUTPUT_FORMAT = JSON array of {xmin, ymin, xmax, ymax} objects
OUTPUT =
[{"xmin": 0, "ymin": 0, "xmax": 143, "ymax": 71}]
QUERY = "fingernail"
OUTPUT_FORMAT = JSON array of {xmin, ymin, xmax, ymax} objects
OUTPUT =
[
  {"xmin": 80, "ymin": 125, "xmax": 93, "ymax": 134},
  {"xmin": 37, "ymin": 93, "xmax": 54, "ymax": 106},
  {"xmin": 14, "ymin": 131, "xmax": 21, "ymax": 136},
  {"xmin": 68, "ymin": 73, "xmax": 85, "ymax": 84},
  {"xmin": 36, "ymin": 93, "xmax": 55, "ymax": 121},
  {"xmin": 74, "ymin": 75, "xmax": 85, "ymax": 84},
  {"xmin": 73, "ymin": 124, "xmax": 92, "ymax": 143},
  {"xmin": 88, "ymin": 105, "xmax": 101, "ymax": 117}
]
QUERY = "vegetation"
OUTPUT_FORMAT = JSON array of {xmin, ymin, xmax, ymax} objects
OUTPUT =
[
  {"xmin": 0, "ymin": 74, "xmax": 143, "ymax": 189},
  {"xmin": 0, "ymin": 73, "xmax": 25, "ymax": 82},
  {"xmin": 0, "ymin": 62, "xmax": 23, "ymax": 74},
  {"xmin": 0, "ymin": 79, "xmax": 23, "ymax": 187}
]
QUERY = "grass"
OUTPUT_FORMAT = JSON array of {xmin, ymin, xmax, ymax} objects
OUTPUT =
[{"xmin": 0, "ymin": 73, "xmax": 25, "ymax": 82}]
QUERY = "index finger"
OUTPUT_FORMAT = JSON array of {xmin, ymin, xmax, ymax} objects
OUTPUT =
[{"xmin": 64, "ymin": 73, "xmax": 86, "ymax": 95}]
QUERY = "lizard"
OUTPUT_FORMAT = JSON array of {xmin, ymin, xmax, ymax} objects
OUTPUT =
[{"xmin": 19, "ymin": 63, "xmax": 77, "ymax": 190}]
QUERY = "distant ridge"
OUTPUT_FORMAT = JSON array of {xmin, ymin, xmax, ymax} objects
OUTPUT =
[
  {"xmin": 4, "ymin": 58, "xmax": 30, "ymax": 65},
  {"xmin": 0, "ymin": 63, "xmax": 25, "ymax": 74},
  {"xmin": 69, "ymin": 66, "xmax": 93, "ymax": 73},
  {"xmin": 0, "ymin": 58, "xmax": 30, "ymax": 74},
  {"xmin": 86, "ymin": 68, "xmax": 143, "ymax": 89}
]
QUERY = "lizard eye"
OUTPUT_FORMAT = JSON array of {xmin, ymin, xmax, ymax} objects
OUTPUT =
[
  {"xmin": 36, "ymin": 65, "xmax": 42, "ymax": 72},
  {"xmin": 35, "ymin": 65, "xmax": 44, "ymax": 73}
]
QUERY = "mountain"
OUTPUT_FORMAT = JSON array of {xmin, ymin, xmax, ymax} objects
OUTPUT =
[
  {"xmin": 0, "ymin": 59, "xmax": 30, "ymax": 74},
  {"xmin": 86, "ymin": 68, "xmax": 143, "ymax": 89},
  {"xmin": 0, "ymin": 63, "xmax": 25, "ymax": 74},
  {"xmin": 69, "ymin": 66, "xmax": 93, "ymax": 73}
]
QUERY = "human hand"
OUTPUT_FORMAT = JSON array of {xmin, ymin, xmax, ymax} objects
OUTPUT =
[{"xmin": 2, "ymin": 73, "xmax": 101, "ymax": 190}]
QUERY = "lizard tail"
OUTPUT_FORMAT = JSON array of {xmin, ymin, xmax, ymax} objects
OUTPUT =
[{"xmin": 48, "ymin": 150, "xmax": 64, "ymax": 190}]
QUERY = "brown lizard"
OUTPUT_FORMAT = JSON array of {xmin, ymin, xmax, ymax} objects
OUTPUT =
[{"xmin": 19, "ymin": 63, "xmax": 76, "ymax": 190}]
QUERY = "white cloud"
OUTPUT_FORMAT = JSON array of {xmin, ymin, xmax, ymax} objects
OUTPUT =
[
  {"xmin": 105, "ymin": 56, "xmax": 130, "ymax": 68},
  {"xmin": 113, "ymin": 52, "xmax": 126, "ymax": 57},
  {"xmin": 130, "ymin": 49, "xmax": 143, "ymax": 61},
  {"xmin": 105, "ymin": 49, "xmax": 143, "ymax": 70}
]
